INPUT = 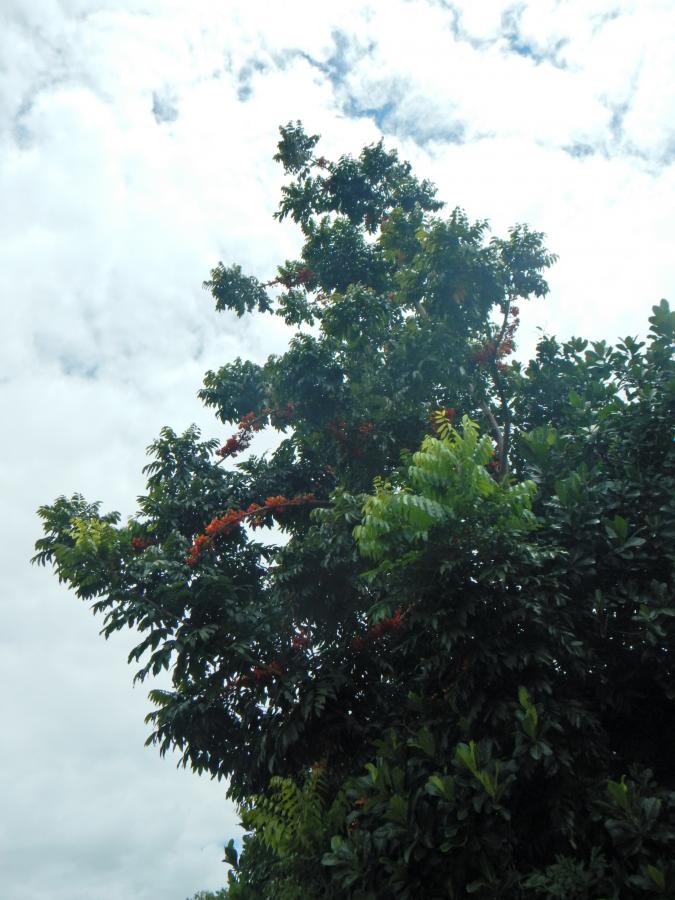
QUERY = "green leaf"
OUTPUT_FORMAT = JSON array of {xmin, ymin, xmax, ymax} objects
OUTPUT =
[
  {"xmin": 386, "ymin": 794, "xmax": 408, "ymax": 825},
  {"xmin": 426, "ymin": 774, "xmax": 456, "ymax": 803},
  {"xmin": 647, "ymin": 865, "xmax": 666, "ymax": 891},
  {"xmin": 606, "ymin": 777, "xmax": 630, "ymax": 812},
  {"xmin": 408, "ymin": 727, "xmax": 436, "ymax": 758}
]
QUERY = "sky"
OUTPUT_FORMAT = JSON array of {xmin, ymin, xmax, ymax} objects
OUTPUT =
[{"xmin": 1, "ymin": 1, "xmax": 673, "ymax": 897}]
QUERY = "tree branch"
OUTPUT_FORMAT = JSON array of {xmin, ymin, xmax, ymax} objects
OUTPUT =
[{"xmin": 481, "ymin": 400, "xmax": 503, "ymax": 460}]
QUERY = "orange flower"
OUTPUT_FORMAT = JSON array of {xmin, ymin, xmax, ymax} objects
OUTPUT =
[
  {"xmin": 186, "ymin": 533, "xmax": 213, "ymax": 565},
  {"xmin": 264, "ymin": 495, "xmax": 289, "ymax": 508}
]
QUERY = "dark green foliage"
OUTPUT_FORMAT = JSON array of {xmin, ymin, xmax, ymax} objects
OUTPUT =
[
  {"xmin": 275, "ymin": 123, "xmax": 441, "ymax": 233},
  {"xmin": 273, "ymin": 120, "xmax": 320, "ymax": 175},
  {"xmin": 188, "ymin": 890, "xmax": 230, "ymax": 900},
  {"xmin": 35, "ymin": 123, "xmax": 674, "ymax": 898},
  {"xmin": 203, "ymin": 264, "xmax": 272, "ymax": 317}
]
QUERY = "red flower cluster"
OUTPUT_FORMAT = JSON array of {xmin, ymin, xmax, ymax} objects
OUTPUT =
[
  {"xmin": 498, "ymin": 305, "xmax": 520, "ymax": 359},
  {"xmin": 264, "ymin": 494, "xmax": 289, "ymax": 509},
  {"xmin": 327, "ymin": 418, "xmax": 375, "ymax": 456},
  {"xmin": 263, "ymin": 493, "xmax": 317, "ymax": 514},
  {"xmin": 186, "ymin": 533, "xmax": 212, "ymax": 566},
  {"xmin": 237, "ymin": 410, "xmax": 257, "ymax": 433},
  {"xmin": 351, "ymin": 609, "xmax": 404, "ymax": 650},
  {"xmin": 268, "ymin": 402, "xmax": 296, "ymax": 428},
  {"xmin": 370, "ymin": 609, "xmax": 403, "ymax": 639},
  {"xmin": 130, "ymin": 536, "xmax": 155, "ymax": 551},
  {"xmin": 291, "ymin": 630, "xmax": 310, "ymax": 649},
  {"xmin": 252, "ymin": 659, "xmax": 282, "ymax": 681},
  {"xmin": 227, "ymin": 658, "xmax": 284, "ymax": 690},
  {"xmin": 204, "ymin": 508, "xmax": 247, "ymax": 538},
  {"xmin": 217, "ymin": 434, "xmax": 247, "ymax": 458},
  {"xmin": 216, "ymin": 410, "xmax": 269, "ymax": 459},
  {"xmin": 186, "ymin": 493, "xmax": 318, "ymax": 565},
  {"xmin": 472, "ymin": 340, "xmax": 497, "ymax": 365},
  {"xmin": 472, "ymin": 304, "xmax": 521, "ymax": 367},
  {"xmin": 266, "ymin": 267, "xmax": 316, "ymax": 289}
]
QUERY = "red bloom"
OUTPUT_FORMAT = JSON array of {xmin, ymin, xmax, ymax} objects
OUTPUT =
[
  {"xmin": 204, "ymin": 509, "xmax": 245, "ymax": 537},
  {"xmin": 369, "ymin": 609, "xmax": 404, "ymax": 638},
  {"xmin": 187, "ymin": 494, "xmax": 319, "ymax": 565},
  {"xmin": 239, "ymin": 411, "xmax": 256, "ymax": 428},
  {"xmin": 389, "ymin": 609, "xmax": 403, "ymax": 629},
  {"xmin": 264, "ymin": 494, "xmax": 289, "ymax": 509},
  {"xmin": 216, "ymin": 433, "xmax": 251, "ymax": 458},
  {"xmin": 186, "ymin": 533, "xmax": 213, "ymax": 565},
  {"xmin": 269, "ymin": 402, "xmax": 295, "ymax": 427}
]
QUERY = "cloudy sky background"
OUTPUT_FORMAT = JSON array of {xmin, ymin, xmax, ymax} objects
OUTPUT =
[{"xmin": 1, "ymin": 1, "xmax": 674, "ymax": 897}]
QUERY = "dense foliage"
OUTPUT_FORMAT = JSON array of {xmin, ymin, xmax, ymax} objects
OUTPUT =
[{"xmin": 36, "ymin": 123, "xmax": 674, "ymax": 899}]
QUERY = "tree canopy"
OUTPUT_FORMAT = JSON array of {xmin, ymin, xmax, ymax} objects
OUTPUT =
[{"xmin": 36, "ymin": 123, "xmax": 675, "ymax": 899}]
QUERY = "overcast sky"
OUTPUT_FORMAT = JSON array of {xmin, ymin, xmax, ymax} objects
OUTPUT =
[{"xmin": 1, "ymin": 1, "xmax": 674, "ymax": 897}]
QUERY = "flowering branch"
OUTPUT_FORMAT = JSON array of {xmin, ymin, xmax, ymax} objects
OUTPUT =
[{"xmin": 186, "ymin": 493, "xmax": 320, "ymax": 565}]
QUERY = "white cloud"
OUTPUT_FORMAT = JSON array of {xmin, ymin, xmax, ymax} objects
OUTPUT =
[{"xmin": 1, "ymin": 1, "xmax": 674, "ymax": 897}]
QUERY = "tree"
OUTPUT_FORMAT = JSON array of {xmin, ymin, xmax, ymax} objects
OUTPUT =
[{"xmin": 35, "ymin": 123, "xmax": 674, "ymax": 898}]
